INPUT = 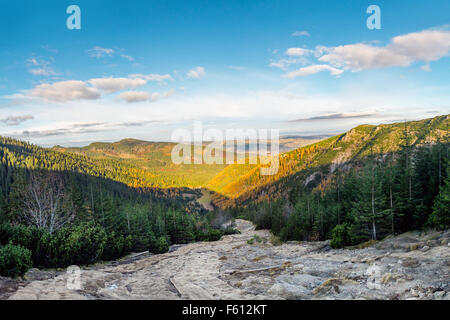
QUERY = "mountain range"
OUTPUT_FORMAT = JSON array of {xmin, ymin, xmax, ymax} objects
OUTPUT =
[{"xmin": 50, "ymin": 115, "xmax": 449, "ymax": 208}]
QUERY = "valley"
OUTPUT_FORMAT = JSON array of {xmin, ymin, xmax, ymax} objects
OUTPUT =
[
  {"xmin": 0, "ymin": 115, "xmax": 448, "ymax": 300},
  {"xmin": 53, "ymin": 135, "xmax": 324, "ymax": 189}
]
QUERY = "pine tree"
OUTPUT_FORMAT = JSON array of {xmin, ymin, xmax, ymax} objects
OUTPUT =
[{"xmin": 428, "ymin": 160, "xmax": 450, "ymax": 230}]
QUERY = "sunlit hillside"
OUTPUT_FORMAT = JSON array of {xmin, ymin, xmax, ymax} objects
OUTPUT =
[{"xmin": 207, "ymin": 115, "xmax": 449, "ymax": 206}]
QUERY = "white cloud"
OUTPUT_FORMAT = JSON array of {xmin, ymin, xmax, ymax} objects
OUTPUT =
[
  {"xmin": 29, "ymin": 68, "xmax": 56, "ymax": 76},
  {"xmin": 319, "ymin": 43, "xmax": 410, "ymax": 70},
  {"xmin": 186, "ymin": 66, "xmax": 206, "ymax": 79},
  {"xmin": 269, "ymin": 58, "xmax": 308, "ymax": 70},
  {"xmin": 30, "ymin": 81, "xmax": 100, "ymax": 102},
  {"xmin": 119, "ymin": 90, "xmax": 175, "ymax": 103},
  {"xmin": 86, "ymin": 46, "xmax": 115, "ymax": 58},
  {"xmin": 391, "ymin": 29, "xmax": 450, "ymax": 61},
  {"xmin": 276, "ymin": 28, "xmax": 450, "ymax": 78},
  {"xmin": 88, "ymin": 77, "xmax": 147, "ymax": 93},
  {"xmin": 0, "ymin": 115, "xmax": 34, "ymax": 126},
  {"xmin": 286, "ymin": 48, "xmax": 311, "ymax": 57},
  {"xmin": 129, "ymin": 73, "xmax": 173, "ymax": 82},
  {"xmin": 269, "ymin": 49, "xmax": 311, "ymax": 70},
  {"xmin": 291, "ymin": 112, "xmax": 378, "ymax": 121},
  {"xmin": 86, "ymin": 46, "xmax": 135, "ymax": 61},
  {"xmin": 283, "ymin": 64, "xmax": 344, "ymax": 78},
  {"xmin": 12, "ymin": 73, "xmax": 172, "ymax": 104},
  {"xmin": 120, "ymin": 54, "xmax": 134, "ymax": 61},
  {"xmin": 15, "ymin": 121, "xmax": 158, "ymax": 138},
  {"xmin": 26, "ymin": 57, "xmax": 56, "ymax": 76},
  {"xmin": 319, "ymin": 29, "xmax": 450, "ymax": 71},
  {"xmin": 292, "ymin": 31, "xmax": 310, "ymax": 37},
  {"xmin": 119, "ymin": 91, "xmax": 150, "ymax": 103}
]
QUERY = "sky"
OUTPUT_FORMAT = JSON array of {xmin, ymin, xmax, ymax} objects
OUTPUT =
[{"xmin": 0, "ymin": 0, "xmax": 449, "ymax": 146}]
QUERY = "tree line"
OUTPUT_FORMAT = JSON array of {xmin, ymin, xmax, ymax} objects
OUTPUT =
[
  {"xmin": 230, "ymin": 137, "xmax": 449, "ymax": 248},
  {"xmin": 0, "ymin": 137, "xmax": 230, "ymax": 277}
]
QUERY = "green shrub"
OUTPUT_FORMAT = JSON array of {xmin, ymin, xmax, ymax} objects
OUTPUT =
[
  {"xmin": 195, "ymin": 229, "xmax": 223, "ymax": 242},
  {"xmin": 195, "ymin": 231, "xmax": 207, "ymax": 241},
  {"xmin": 0, "ymin": 243, "xmax": 32, "ymax": 277},
  {"xmin": 35, "ymin": 228, "xmax": 72, "ymax": 268},
  {"xmin": 223, "ymin": 227, "xmax": 240, "ymax": 235},
  {"xmin": 35, "ymin": 223, "xmax": 107, "ymax": 268},
  {"xmin": 149, "ymin": 236, "xmax": 169, "ymax": 254},
  {"xmin": 427, "ymin": 182, "xmax": 450, "ymax": 230},
  {"xmin": 330, "ymin": 224, "xmax": 351, "ymax": 249},
  {"xmin": 206, "ymin": 229, "xmax": 223, "ymax": 241},
  {"xmin": 65, "ymin": 223, "xmax": 107, "ymax": 265},
  {"xmin": 0, "ymin": 223, "xmax": 44, "ymax": 252},
  {"xmin": 130, "ymin": 230, "xmax": 157, "ymax": 252},
  {"xmin": 102, "ymin": 232, "xmax": 133, "ymax": 261}
]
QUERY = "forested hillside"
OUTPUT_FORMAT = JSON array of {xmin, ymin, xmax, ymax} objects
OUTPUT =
[
  {"xmin": 53, "ymin": 139, "xmax": 227, "ymax": 188},
  {"xmin": 226, "ymin": 115, "xmax": 449, "ymax": 248},
  {"xmin": 210, "ymin": 115, "xmax": 449, "ymax": 205},
  {"xmin": 0, "ymin": 137, "xmax": 229, "ymax": 278},
  {"xmin": 54, "ymin": 136, "xmax": 322, "ymax": 189}
]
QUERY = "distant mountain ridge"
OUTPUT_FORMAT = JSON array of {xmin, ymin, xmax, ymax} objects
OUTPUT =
[
  {"xmin": 207, "ymin": 115, "xmax": 449, "ymax": 207},
  {"xmin": 54, "ymin": 138, "xmax": 175, "ymax": 159},
  {"xmin": 53, "ymin": 135, "xmax": 324, "ymax": 189},
  {"xmin": 45, "ymin": 115, "xmax": 450, "ymax": 204}
]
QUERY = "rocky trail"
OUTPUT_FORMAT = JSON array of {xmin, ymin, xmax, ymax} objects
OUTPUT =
[{"xmin": 3, "ymin": 219, "xmax": 450, "ymax": 300}]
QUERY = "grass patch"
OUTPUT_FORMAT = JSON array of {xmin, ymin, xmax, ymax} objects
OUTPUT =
[
  {"xmin": 269, "ymin": 234, "xmax": 282, "ymax": 246},
  {"xmin": 252, "ymin": 255, "xmax": 267, "ymax": 262},
  {"xmin": 348, "ymin": 239, "xmax": 377, "ymax": 249}
]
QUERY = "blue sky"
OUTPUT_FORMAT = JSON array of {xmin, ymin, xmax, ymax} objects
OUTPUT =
[{"xmin": 0, "ymin": 0, "xmax": 449, "ymax": 146}]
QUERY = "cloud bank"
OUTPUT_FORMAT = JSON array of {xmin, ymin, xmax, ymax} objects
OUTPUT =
[
  {"xmin": 88, "ymin": 77, "xmax": 147, "ymax": 93},
  {"xmin": 0, "ymin": 115, "xmax": 34, "ymax": 126},
  {"xmin": 22, "ymin": 74, "xmax": 176, "ymax": 102},
  {"xmin": 283, "ymin": 64, "xmax": 344, "ymax": 78},
  {"xmin": 319, "ymin": 30, "xmax": 450, "ymax": 71},
  {"xmin": 278, "ymin": 28, "xmax": 450, "ymax": 77},
  {"xmin": 290, "ymin": 112, "xmax": 378, "ymax": 122},
  {"xmin": 30, "ymin": 81, "xmax": 100, "ymax": 102}
]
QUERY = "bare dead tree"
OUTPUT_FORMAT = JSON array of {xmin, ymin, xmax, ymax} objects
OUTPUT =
[{"xmin": 21, "ymin": 171, "xmax": 75, "ymax": 234}]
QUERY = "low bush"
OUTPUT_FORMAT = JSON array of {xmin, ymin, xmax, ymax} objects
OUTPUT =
[
  {"xmin": 330, "ymin": 224, "xmax": 351, "ymax": 248},
  {"xmin": 223, "ymin": 227, "xmax": 240, "ymax": 235},
  {"xmin": 34, "ymin": 228, "xmax": 70, "ymax": 268},
  {"xmin": 195, "ymin": 229, "xmax": 223, "ymax": 242},
  {"xmin": 34, "ymin": 223, "xmax": 107, "ymax": 268},
  {"xmin": 0, "ymin": 223, "xmax": 44, "ymax": 255},
  {"xmin": 149, "ymin": 236, "xmax": 169, "ymax": 254},
  {"xmin": 101, "ymin": 232, "xmax": 133, "ymax": 261},
  {"xmin": 0, "ymin": 243, "xmax": 32, "ymax": 277},
  {"xmin": 65, "ymin": 222, "xmax": 107, "ymax": 265}
]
